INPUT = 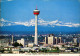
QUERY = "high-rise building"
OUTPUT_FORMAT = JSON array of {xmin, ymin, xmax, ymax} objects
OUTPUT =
[
  {"xmin": 55, "ymin": 37, "xmax": 58, "ymax": 44},
  {"xmin": 48, "ymin": 35, "xmax": 54, "ymax": 45},
  {"xmin": 45, "ymin": 34, "xmax": 62, "ymax": 45},
  {"xmin": 11, "ymin": 35, "xmax": 14, "ymax": 44},
  {"xmin": 33, "ymin": 7, "xmax": 40, "ymax": 45},
  {"xmin": 59, "ymin": 37, "xmax": 62, "ymax": 43},
  {"xmin": 45, "ymin": 34, "xmax": 55, "ymax": 45},
  {"xmin": 45, "ymin": 36, "xmax": 48, "ymax": 44},
  {"xmin": 73, "ymin": 38, "xmax": 77, "ymax": 43}
]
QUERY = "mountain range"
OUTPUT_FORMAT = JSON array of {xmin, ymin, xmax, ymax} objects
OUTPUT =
[{"xmin": 0, "ymin": 18, "xmax": 80, "ymax": 34}]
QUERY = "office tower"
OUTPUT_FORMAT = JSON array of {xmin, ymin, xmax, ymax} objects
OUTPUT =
[
  {"xmin": 12, "ymin": 35, "xmax": 13, "ymax": 44},
  {"xmin": 47, "ymin": 34, "xmax": 54, "ymax": 45},
  {"xmin": 45, "ymin": 36, "xmax": 48, "ymax": 44},
  {"xmin": 45, "ymin": 36, "xmax": 46, "ymax": 44},
  {"xmin": 59, "ymin": 37, "xmax": 62, "ymax": 43},
  {"xmin": 55, "ymin": 37, "xmax": 58, "ymax": 44}
]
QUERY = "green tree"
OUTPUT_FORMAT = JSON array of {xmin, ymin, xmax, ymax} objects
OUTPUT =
[
  {"xmin": 56, "ymin": 47, "xmax": 59, "ymax": 50},
  {"xmin": 62, "ymin": 45, "xmax": 64, "ymax": 47},
  {"xmin": 12, "ymin": 42, "xmax": 19, "ymax": 47},
  {"xmin": 12, "ymin": 42, "xmax": 23, "ymax": 47}
]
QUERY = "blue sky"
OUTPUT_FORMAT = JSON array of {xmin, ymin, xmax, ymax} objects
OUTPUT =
[{"xmin": 1, "ymin": 0, "xmax": 80, "ymax": 24}]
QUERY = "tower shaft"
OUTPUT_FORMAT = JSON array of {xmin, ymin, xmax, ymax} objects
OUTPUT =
[{"xmin": 35, "ymin": 15, "xmax": 38, "ymax": 45}]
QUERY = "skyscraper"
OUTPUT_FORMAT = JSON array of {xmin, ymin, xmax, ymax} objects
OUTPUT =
[
  {"xmin": 55, "ymin": 37, "xmax": 58, "ymax": 44},
  {"xmin": 11, "ymin": 35, "xmax": 13, "ymax": 44},
  {"xmin": 59, "ymin": 37, "xmax": 62, "ymax": 43},
  {"xmin": 33, "ymin": 7, "xmax": 40, "ymax": 45},
  {"xmin": 45, "ymin": 34, "xmax": 62, "ymax": 45},
  {"xmin": 45, "ymin": 34, "xmax": 55, "ymax": 45}
]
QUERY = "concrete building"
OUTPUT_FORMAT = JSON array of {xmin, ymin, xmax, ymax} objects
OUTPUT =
[
  {"xmin": 17, "ymin": 38, "xmax": 25, "ymax": 47},
  {"xmin": 59, "ymin": 37, "xmax": 62, "ymax": 43},
  {"xmin": 48, "ymin": 36, "xmax": 54, "ymax": 45},
  {"xmin": 11, "ymin": 35, "xmax": 14, "ymax": 44},
  {"xmin": 45, "ymin": 34, "xmax": 55, "ymax": 45},
  {"xmin": 33, "ymin": 7, "xmax": 40, "ymax": 45},
  {"xmin": 12, "ymin": 47, "xmax": 20, "ymax": 54},
  {"xmin": 45, "ymin": 34, "xmax": 62, "ymax": 45},
  {"xmin": 55, "ymin": 37, "xmax": 58, "ymax": 44},
  {"xmin": 73, "ymin": 38, "xmax": 77, "ymax": 43},
  {"xmin": 0, "ymin": 39, "xmax": 9, "ymax": 47},
  {"xmin": 21, "ymin": 38, "xmax": 25, "ymax": 47},
  {"xmin": 45, "ymin": 37, "xmax": 48, "ymax": 44},
  {"xmin": 17, "ymin": 40, "xmax": 21, "ymax": 44},
  {"xmin": 28, "ymin": 43, "xmax": 34, "ymax": 47}
]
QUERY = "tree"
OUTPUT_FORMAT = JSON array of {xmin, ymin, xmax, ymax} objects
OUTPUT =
[
  {"xmin": 12, "ymin": 42, "xmax": 23, "ymax": 47},
  {"xmin": 62, "ymin": 45, "xmax": 64, "ymax": 47},
  {"xmin": 56, "ymin": 47, "xmax": 59, "ymax": 50},
  {"xmin": 12, "ymin": 42, "xmax": 19, "ymax": 47}
]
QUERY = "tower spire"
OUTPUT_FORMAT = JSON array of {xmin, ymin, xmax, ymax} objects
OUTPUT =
[{"xmin": 36, "ymin": 5, "xmax": 37, "ymax": 9}]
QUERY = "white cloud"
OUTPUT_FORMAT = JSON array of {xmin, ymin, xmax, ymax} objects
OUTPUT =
[
  {"xmin": 0, "ymin": 18, "xmax": 5, "ymax": 22},
  {"xmin": 7, "ymin": 0, "xmax": 13, "ymax": 1},
  {"xmin": 14, "ymin": 22, "xmax": 29, "ymax": 26},
  {"xmin": 55, "ymin": 22, "xmax": 80, "ymax": 27},
  {"xmin": 8, "ymin": 23, "xmax": 11, "ymax": 26},
  {"xmin": 0, "ymin": 18, "xmax": 80, "ymax": 27},
  {"xmin": 29, "ymin": 19, "xmax": 35, "ymax": 26}
]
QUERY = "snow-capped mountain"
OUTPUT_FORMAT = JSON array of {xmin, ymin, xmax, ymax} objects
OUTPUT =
[
  {"xmin": 0, "ymin": 18, "xmax": 80, "ymax": 34},
  {"xmin": 0, "ymin": 18, "xmax": 80, "ymax": 27}
]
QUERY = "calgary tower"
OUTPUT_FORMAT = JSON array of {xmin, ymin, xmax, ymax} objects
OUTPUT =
[{"xmin": 33, "ymin": 7, "xmax": 40, "ymax": 45}]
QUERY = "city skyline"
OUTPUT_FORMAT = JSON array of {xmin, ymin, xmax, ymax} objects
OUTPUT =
[{"xmin": 0, "ymin": 0, "xmax": 80, "ymax": 55}]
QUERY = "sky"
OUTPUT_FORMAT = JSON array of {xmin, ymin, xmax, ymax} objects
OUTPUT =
[{"xmin": 0, "ymin": 0, "xmax": 80, "ymax": 27}]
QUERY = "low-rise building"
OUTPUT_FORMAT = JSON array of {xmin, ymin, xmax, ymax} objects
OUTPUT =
[
  {"xmin": 0, "ymin": 39, "xmax": 9, "ymax": 47},
  {"xmin": 28, "ymin": 43, "xmax": 34, "ymax": 47}
]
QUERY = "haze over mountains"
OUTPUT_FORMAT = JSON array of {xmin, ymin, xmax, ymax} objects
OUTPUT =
[{"xmin": 0, "ymin": 18, "xmax": 80, "ymax": 34}]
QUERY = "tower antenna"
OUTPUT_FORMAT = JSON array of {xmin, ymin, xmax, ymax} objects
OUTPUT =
[{"xmin": 36, "ymin": 5, "xmax": 37, "ymax": 9}]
